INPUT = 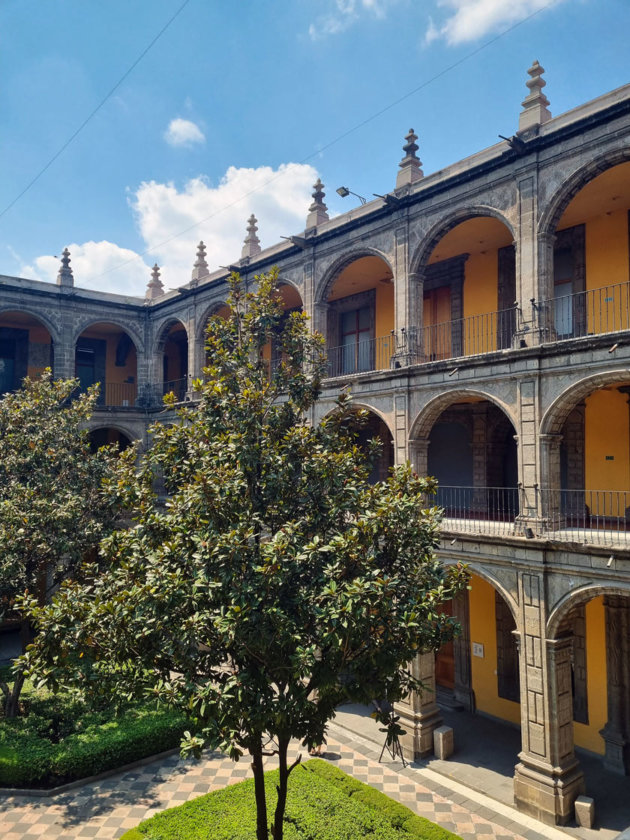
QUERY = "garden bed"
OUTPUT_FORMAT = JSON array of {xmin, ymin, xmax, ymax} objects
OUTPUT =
[
  {"xmin": 121, "ymin": 757, "xmax": 462, "ymax": 840},
  {"xmin": 0, "ymin": 673, "xmax": 188, "ymax": 789}
]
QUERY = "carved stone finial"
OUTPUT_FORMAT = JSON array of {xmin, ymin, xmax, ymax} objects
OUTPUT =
[
  {"xmin": 191, "ymin": 240, "xmax": 209, "ymax": 285},
  {"xmin": 396, "ymin": 128, "xmax": 423, "ymax": 189},
  {"xmin": 306, "ymin": 178, "xmax": 329, "ymax": 228},
  {"xmin": 56, "ymin": 247, "xmax": 74, "ymax": 287},
  {"xmin": 146, "ymin": 263, "xmax": 164, "ymax": 300},
  {"xmin": 519, "ymin": 60, "xmax": 551, "ymax": 131},
  {"xmin": 241, "ymin": 214, "xmax": 261, "ymax": 259}
]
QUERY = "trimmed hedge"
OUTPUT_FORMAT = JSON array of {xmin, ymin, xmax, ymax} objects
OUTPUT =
[
  {"xmin": 0, "ymin": 705, "xmax": 189, "ymax": 788},
  {"xmin": 120, "ymin": 758, "xmax": 462, "ymax": 840}
]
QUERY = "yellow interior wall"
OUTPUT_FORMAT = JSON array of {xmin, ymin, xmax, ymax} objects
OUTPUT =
[
  {"xmin": 463, "ymin": 251, "xmax": 499, "ymax": 354},
  {"xmin": 585, "ymin": 210, "xmax": 629, "ymax": 292},
  {"xmin": 584, "ymin": 211, "xmax": 630, "ymax": 333},
  {"xmin": 573, "ymin": 596, "xmax": 607, "ymax": 755},
  {"xmin": 375, "ymin": 283, "xmax": 394, "ymax": 336},
  {"xmin": 584, "ymin": 389, "xmax": 629, "ymax": 497},
  {"xmin": 468, "ymin": 574, "xmax": 521, "ymax": 725}
]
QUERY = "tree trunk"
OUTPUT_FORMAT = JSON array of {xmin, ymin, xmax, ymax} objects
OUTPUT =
[
  {"xmin": 250, "ymin": 747, "xmax": 269, "ymax": 840},
  {"xmin": 3, "ymin": 670, "xmax": 25, "ymax": 719},
  {"xmin": 272, "ymin": 738, "xmax": 291, "ymax": 840}
]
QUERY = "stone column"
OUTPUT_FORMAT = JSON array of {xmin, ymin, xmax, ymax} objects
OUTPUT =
[
  {"xmin": 539, "ymin": 433, "xmax": 563, "ymax": 529},
  {"xmin": 601, "ymin": 595, "xmax": 630, "ymax": 774},
  {"xmin": 405, "ymin": 270, "xmax": 424, "ymax": 364},
  {"xmin": 471, "ymin": 405, "xmax": 488, "ymax": 511},
  {"xmin": 514, "ymin": 572, "xmax": 585, "ymax": 825},
  {"xmin": 409, "ymin": 438, "xmax": 430, "ymax": 477},
  {"xmin": 453, "ymin": 590, "xmax": 475, "ymax": 712},
  {"xmin": 54, "ymin": 319, "xmax": 76, "ymax": 380},
  {"xmin": 396, "ymin": 652, "xmax": 442, "ymax": 760},
  {"xmin": 536, "ymin": 231, "xmax": 557, "ymax": 343}
]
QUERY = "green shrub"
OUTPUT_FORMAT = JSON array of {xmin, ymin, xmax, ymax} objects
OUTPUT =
[
  {"xmin": 121, "ymin": 759, "xmax": 462, "ymax": 840},
  {"xmin": 0, "ymin": 702, "xmax": 188, "ymax": 788}
]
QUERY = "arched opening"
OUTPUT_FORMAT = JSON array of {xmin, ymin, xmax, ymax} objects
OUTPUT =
[
  {"xmin": 422, "ymin": 216, "xmax": 515, "ymax": 361},
  {"xmin": 0, "ymin": 311, "xmax": 54, "ymax": 395},
  {"xmin": 545, "ymin": 379, "xmax": 630, "ymax": 544},
  {"xmin": 544, "ymin": 161, "xmax": 630, "ymax": 341},
  {"xmin": 75, "ymin": 323, "xmax": 138, "ymax": 408},
  {"xmin": 424, "ymin": 397, "xmax": 518, "ymax": 533},
  {"xmin": 262, "ymin": 283, "xmax": 304, "ymax": 374},
  {"xmin": 324, "ymin": 255, "xmax": 395, "ymax": 377},
  {"xmin": 549, "ymin": 587, "xmax": 630, "ymax": 778},
  {"xmin": 88, "ymin": 427, "xmax": 133, "ymax": 452},
  {"xmin": 353, "ymin": 409, "xmax": 394, "ymax": 484},
  {"xmin": 160, "ymin": 321, "xmax": 188, "ymax": 402}
]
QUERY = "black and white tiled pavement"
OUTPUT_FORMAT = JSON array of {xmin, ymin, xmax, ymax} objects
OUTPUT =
[{"xmin": 0, "ymin": 723, "xmax": 578, "ymax": 840}]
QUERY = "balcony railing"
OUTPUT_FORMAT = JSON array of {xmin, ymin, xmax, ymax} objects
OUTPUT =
[
  {"xmin": 421, "ymin": 307, "xmax": 517, "ymax": 362},
  {"xmin": 433, "ymin": 485, "xmax": 519, "ymax": 537},
  {"xmin": 540, "ymin": 280, "xmax": 630, "ymax": 342},
  {"xmin": 541, "ymin": 489, "xmax": 630, "ymax": 546},
  {"xmin": 162, "ymin": 377, "xmax": 188, "ymax": 402},
  {"xmin": 326, "ymin": 334, "xmax": 398, "ymax": 377},
  {"xmin": 94, "ymin": 382, "xmax": 138, "ymax": 408}
]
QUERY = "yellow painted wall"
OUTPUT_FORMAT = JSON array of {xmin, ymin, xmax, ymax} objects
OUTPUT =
[
  {"xmin": 424, "ymin": 288, "xmax": 452, "ymax": 360},
  {"xmin": 468, "ymin": 574, "xmax": 521, "ymax": 725},
  {"xmin": 374, "ymin": 284, "xmax": 395, "ymax": 369},
  {"xmin": 573, "ymin": 596, "xmax": 607, "ymax": 754},
  {"xmin": 584, "ymin": 390, "xmax": 629, "ymax": 507},
  {"xmin": 463, "ymin": 251, "xmax": 499, "ymax": 354},
  {"xmin": 585, "ymin": 210, "xmax": 629, "ymax": 292}
]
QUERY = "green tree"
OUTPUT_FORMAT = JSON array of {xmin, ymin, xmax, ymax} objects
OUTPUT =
[
  {"xmin": 0, "ymin": 372, "xmax": 121, "ymax": 718},
  {"xmin": 23, "ymin": 271, "xmax": 466, "ymax": 840}
]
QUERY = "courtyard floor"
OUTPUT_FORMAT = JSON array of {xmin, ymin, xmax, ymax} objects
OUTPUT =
[{"xmin": 0, "ymin": 711, "xmax": 600, "ymax": 840}]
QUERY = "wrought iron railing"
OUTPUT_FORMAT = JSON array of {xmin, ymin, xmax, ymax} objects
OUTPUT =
[
  {"xmin": 433, "ymin": 485, "xmax": 519, "ymax": 536},
  {"xmin": 541, "ymin": 488, "xmax": 630, "ymax": 546},
  {"xmin": 539, "ymin": 280, "xmax": 630, "ymax": 342},
  {"xmin": 326, "ymin": 334, "xmax": 398, "ymax": 377},
  {"xmin": 420, "ymin": 306, "xmax": 517, "ymax": 362},
  {"xmin": 162, "ymin": 377, "xmax": 188, "ymax": 402}
]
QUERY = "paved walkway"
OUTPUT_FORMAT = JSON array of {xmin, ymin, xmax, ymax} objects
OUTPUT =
[{"xmin": 1, "ymin": 724, "xmax": 557, "ymax": 840}]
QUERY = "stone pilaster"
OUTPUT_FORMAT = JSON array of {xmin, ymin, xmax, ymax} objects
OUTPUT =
[
  {"xmin": 453, "ymin": 590, "xmax": 475, "ymax": 712},
  {"xmin": 409, "ymin": 438, "xmax": 430, "ymax": 477},
  {"xmin": 536, "ymin": 231, "xmax": 557, "ymax": 341},
  {"xmin": 514, "ymin": 573, "xmax": 585, "ymax": 825},
  {"xmin": 515, "ymin": 176, "xmax": 538, "ymax": 344},
  {"xmin": 539, "ymin": 433, "xmax": 563, "ymax": 527},
  {"xmin": 396, "ymin": 652, "xmax": 442, "ymax": 760},
  {"xmin": 601, "ymin": 595, "xmax": 630, "ymax": 774}
]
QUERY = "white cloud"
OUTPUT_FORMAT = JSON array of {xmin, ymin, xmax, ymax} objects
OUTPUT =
[
  {"xmin": 130, "ymin": 162, "xmax": 319, "ymax": 288},
  {"xmin": 164, "ymin": 117, "xmax": 206, "ymax": 148},
  {"xmin": 22, "ymin": 241, "xmax": 151, "ymax": 297},
  {"xmin": 309, "ymin": 0, "xmax": 396, "ymax": 39},
  {"xmin": 424, "ymin": 0, "xmax": 565, "ymax": 46},
  {"xmin": 22, "ymin": 162, "xmax": 319, "ymax": 295}
]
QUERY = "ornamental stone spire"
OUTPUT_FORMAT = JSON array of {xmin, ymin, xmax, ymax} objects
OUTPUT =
[
  {"xmin": 306, "ymin": 178, "xmax": 329, "ymax": 228},
  {"xmin": 241, "ymin": 214, "xmax": 261, "ymax": 259},
  {"xmin": 396, "ymin": 128, "xmax": 423, "ymax": 189},
  {"xmin": 56, "ymin": 247, "xmax": 74, "ymax": 287},
  {"xmin": 191, "ymin": 240, "xmax": 209, "ymax": 285},
  {"xmin": 146, "ymin": 263, "xmax": 164, "ymax": 300},
  {"xmin": 519, "ymin": 60, "xmax": 551, "ymax": 132}
]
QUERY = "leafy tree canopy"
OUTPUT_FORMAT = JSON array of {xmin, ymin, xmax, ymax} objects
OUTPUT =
[
  {"xmin": 23, "ymin": 272, "xmax": 466, "ymax": 840},
  {"xmin": 0, "ymin": 372, "xmax": 121, "ymax": 717}
]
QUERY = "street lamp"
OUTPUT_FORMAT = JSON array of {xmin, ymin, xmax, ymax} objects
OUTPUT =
[{"xmin": 336, "ymin": 186, "xmax": 367, "ymax": 205}]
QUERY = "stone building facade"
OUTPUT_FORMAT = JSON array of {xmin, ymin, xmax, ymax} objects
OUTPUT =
[{"xmin": 1, "ymin": 64, "xmax": 630, "ymax": 826}]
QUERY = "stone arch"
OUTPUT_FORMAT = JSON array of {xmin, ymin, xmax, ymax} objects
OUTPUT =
[
  {"xmin": 71, "ymin": 318, "xmax": 144, "ymax": 353},
  {"xmin": 196, "ymin": 301, "xmax": 229, "ymax": 342},
  {"xmin": 347, "ymin": 401, "xmax": 395, "ymax": 440},
  {"xmin": 409, "ymin": 388, "xmax": 517, "ymax": 442},
  {"xmin": 0, "ymin": 307, "xmax": 61, "ymax": 346},
  {"xmin": 154, "ymin": 317, "xmax": 188, "ymax": 354},
  {"xmin": 87, "ymin": 422, "xmax": 137, "ymax": 445},
  {"xmin": 445, "ymin": 559, "xmax": 520, "ymax": 628},
  {"xmin": 540, "ymin": 369, "xmax": 630, "ymax": 436},
  {"xmin": 539, "ymin": 148, "xmax": 630, "ymax": 238},
  {"xmin": 547, "ymin": 581, "xmax": 630, "ymax": 639},
  {"xmin": 315, "ymin": 247, "xmax": 394, "ymax": 305},
  {"xmin": 410, "ymin": 205, "xmax": 516, "ymax": 275}
]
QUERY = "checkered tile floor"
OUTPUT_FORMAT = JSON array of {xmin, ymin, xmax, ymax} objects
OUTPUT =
[{"xmin": 0, "ymin": 727, "xmax": 549, "ymax": 840}]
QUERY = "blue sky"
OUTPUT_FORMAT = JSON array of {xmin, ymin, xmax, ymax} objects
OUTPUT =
[{"xmin": 1, "ymin": 0, "xmax": 628, "ymax": 295}]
